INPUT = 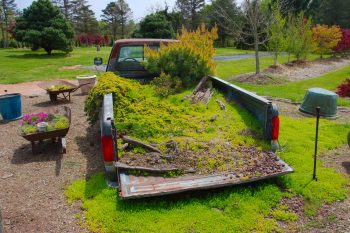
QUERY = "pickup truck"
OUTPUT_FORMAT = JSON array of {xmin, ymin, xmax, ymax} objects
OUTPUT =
[{"xmin": 99, "ymin": 39, "xmax": 293, "ymax": 199}]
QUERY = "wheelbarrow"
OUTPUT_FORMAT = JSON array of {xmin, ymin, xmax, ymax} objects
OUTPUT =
[
  {"xmin": 20, "ymin": 106, "xmax": 71, "ymax": 154},
  {"xmin": 38, "ymin": 80, "xmax": 92, "ymax": 103}
]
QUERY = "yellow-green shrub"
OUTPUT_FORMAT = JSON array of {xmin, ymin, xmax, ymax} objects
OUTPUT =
[{"xmin": 144, "ymin": 24, "xmax": 218, "ymax": 95}]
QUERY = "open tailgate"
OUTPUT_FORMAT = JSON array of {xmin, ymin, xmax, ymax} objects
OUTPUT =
[{"xmin": 118, "ymin": 155, "xmax": 293, "ymax": 199}]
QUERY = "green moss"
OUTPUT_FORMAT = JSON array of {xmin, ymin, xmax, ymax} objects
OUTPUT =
[
  {"xmin": 272, "ymin": 209, "xmax": 298, "ymax": 222},
  {"xmin": 66, "ymin": 174, "xmax": 284, "ymax": 233}
]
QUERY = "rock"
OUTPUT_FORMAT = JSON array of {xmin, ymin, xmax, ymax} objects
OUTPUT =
[{"xmin": 1, "ymin": 173, "xmax": 14, "ymax": 179}]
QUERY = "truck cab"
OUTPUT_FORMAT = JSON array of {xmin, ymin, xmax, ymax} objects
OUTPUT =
[{"xmin": 106, "ymin": 39, "xmax": 177, "ymax": 80}]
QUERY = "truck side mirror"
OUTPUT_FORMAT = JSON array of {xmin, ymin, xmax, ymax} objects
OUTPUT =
[{"xmin": 94, "ymin": 57, "xmax": 103, "ymax": 66}]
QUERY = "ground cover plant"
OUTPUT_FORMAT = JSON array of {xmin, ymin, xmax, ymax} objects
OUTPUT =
[
  {"xmin": 66, "ymin": 114, "xmax": 350, "ymax": 232},
  {"xmin": 84, "ymin": 72, "xmax": 286, "ymax": 178}
]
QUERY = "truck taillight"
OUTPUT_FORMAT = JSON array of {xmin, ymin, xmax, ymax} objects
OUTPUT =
[
  {"xmin": 101, "ymin": 135, "xmax": 114, "ymax": 162},
  {"xmin": 272, "ymin": 116, "xmax": 280, "ymax": 140}
]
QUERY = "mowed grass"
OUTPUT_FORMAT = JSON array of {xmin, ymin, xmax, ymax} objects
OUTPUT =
[
  {"xmin": 237, "ymin": 64, "xmax": 350, "ymax": 106},
  {"xmin": 216, "ymin": 53, "xmax": 324, "ymax": 79},
  {"xmin": 0, "ymin": 47, "xmax": 110, "ymax": 84},
  {"xmin": 215, "ymin": 47, "xmax": 255, "ymax": 56}
]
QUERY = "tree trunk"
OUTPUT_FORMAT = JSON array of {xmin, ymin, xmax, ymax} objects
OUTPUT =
[
  {"xmin": 1, "ymin": 24, "xmax": 5, "ymax": 48},
  {"xmin": 45, "ymin": 47, "xmax": 52, "ymax": 55},
  {"xmin": 4, "ymin": 22, "xmax": 8, "ymax": 48},
  {"xmin": 254, "ymin": 36, "xmax": 260, "ymax": 74}
]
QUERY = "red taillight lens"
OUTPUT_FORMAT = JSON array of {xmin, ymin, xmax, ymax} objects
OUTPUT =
[
  {"xmin": 101, "ymin": 136, "xmax": 114, "ymax": 162},
  {"xmin": 272, "ymin": 116, "xmax": 280, "ymax": 140}
]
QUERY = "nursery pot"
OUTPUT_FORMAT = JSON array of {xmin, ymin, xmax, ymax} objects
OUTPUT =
[
  {"xmin": 0, "ymin": 93, "xmax": 22, "ymax": 121},
  {"xmin": 37, "ymin": 122, "xmax": 48, "ymax": 132},
  {"xmin": 76, "ymin": 75, "xmax": 96, "ymax": 94}
]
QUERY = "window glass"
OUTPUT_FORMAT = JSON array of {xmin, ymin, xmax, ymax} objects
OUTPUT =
[{"xmin": 118, "ymin": 46, "xmax": 144, "ymax": 62}]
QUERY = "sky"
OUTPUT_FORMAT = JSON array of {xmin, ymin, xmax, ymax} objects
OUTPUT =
[{"xmin": 17, "ymin": 0, "xmax": 183, "ymax": 21}]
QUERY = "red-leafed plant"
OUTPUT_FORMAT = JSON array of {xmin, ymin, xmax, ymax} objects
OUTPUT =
[
  {"xmin": 336, "ymin": 78, "xmax": 350, "ymax": 97},
  {"xmin": 334, "ymin": 29, "xmax": 350, "ymax": 54},
  {"xmin": 75, "ymin": 34, "xmax": 109, "ymax": 46}
]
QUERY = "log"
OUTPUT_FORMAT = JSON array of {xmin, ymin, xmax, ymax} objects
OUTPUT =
[
  {"xmin": 116, "ymin": 162, "xmax": 196, "ymax": 174},
  {"xmin": 193, "ymin": 76, "xmax": 209, "ymax": 94},
  {"xmin": 122, "ymin": 136, "xmax": 161, "ymax": 153},
  {"xmin": 120, "ymin": 143, "xmax": 129, "ymax": 150},
  {"xmin": 216, "ymin": 100, "xmax": 226, "ymax": 110}
]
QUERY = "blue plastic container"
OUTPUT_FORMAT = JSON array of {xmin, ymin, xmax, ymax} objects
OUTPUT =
[{"xmin": 0, "ymin": 93, "xmax": 22, "ymax": 121}]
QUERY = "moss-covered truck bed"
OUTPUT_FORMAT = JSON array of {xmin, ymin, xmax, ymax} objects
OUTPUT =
[{"xmin": 99, "ymin": 76, "xmax": 292, "ymax": 199}]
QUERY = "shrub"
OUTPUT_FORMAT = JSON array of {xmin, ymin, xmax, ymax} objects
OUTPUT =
[
  {"xmin": 144, "ymin": 24, "xmax": 218, "ymax": 95},
  {"xmin": 336, "ymin": 78, "xmax": 350, "ymax": 97},
  {"xmin": 312, "ymin": 24, "xmax": 342, "ymax": 58},
  {"xmin": 334, "ymin": 29, "xmax": 350, "ymax": 54},
  {"xmin": 84, "ymin": 72, "xmax": 143, "ymax": 125},
  {"xmin": 151, "ymin": 72, "xmax": 182, "ymax": 97},
  {"xmin": 285, "ymin": 12, "xmax": 314, "ymax": 61}
]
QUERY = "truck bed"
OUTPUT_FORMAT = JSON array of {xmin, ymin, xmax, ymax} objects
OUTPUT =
[{"xmin": 100, "ymin": 76, "xmax": 292, "ymax": 199}]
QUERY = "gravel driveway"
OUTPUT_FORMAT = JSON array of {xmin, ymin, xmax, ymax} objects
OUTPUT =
[{"xmin": 0, "ymin": 93, "xmax": 103, "ymax": 232}]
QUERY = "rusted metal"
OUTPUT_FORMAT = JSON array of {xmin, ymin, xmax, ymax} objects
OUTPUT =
[{"xmin": 118, "ymin": 156, "xmax": 293, "ymax": 199}]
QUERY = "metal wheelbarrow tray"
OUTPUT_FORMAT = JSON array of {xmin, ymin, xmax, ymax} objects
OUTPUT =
[
  {"xmin": 38, "ymin": 80, "xmax": 91, "ymax": 102},
  {"xmin": 21, "ymin": 106, "xmax": 71, "ymax": 154}
]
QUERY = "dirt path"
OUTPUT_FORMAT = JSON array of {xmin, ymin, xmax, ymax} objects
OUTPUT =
[
  {"xmin": 0, "ymin": 79, "xmax": 78, "ymax": 96},
  {"xmin": 0, "ymin": 92, "xmax": 103, "ymax": 232}
]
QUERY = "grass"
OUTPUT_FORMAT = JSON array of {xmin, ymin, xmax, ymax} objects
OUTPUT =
[
  {"xmin": 237, "ymin": 65, "xmax": 350, "ymax": 106},
  {"xmin": 215, "ymin": 47, "xmax": 255, "ymax": 56},
  {"xmin": 216, "ymin": 53, "xmax": 324, "ymax": 79},
  {"xmin": 66, "ymin": 98, "xmax": 350, "ymax": 233},
  {"xmin": 0, "ymin": 47, "xmax": 110, "ymax": 84}
]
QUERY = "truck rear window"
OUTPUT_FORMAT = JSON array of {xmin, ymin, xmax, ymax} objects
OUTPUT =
[{"xmin": 117, "ymin": 45, "xmax": 159, "ymax": 62}]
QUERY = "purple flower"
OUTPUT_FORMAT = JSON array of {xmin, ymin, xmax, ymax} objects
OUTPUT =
[{"xmin": 20, "ymin": 112, "xmax": 49, "ymax": 125}]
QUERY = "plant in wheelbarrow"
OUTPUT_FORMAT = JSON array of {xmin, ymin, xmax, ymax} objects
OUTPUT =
[
  {"xmin": 20, "ymin": 112, "xmax": 69, "ymax": 135},
  {"xmin": 19, "ymin": 107, "xmax": 71, "ymax": 154}
]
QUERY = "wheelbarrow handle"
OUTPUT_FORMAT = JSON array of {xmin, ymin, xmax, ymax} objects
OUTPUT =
[{"xmin": 72, "ymin": 82, "xmax": 93, "ymax": 92}]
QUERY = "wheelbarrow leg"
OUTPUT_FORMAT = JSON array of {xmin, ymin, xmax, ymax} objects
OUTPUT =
[
  {"xmin": 31, "ymin": 141, "xmax": 38, "ymax": 155},
  {"xmin": 61, "ymin": 137, "xmax": 67, "ymax": 154},
  {"xmin": 49, "ymin": 93, "xmax": 58, "ymax": 102}
]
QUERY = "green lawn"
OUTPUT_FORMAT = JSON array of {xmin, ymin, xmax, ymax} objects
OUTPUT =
[
  {"xmin": 215, "ymin": 47, "xmax": 255, "ymax": 56},
  {"xmin": 216, "ymin": 53, "xmax": 324, "ymax": 79},
  {"xmin": 0, "ymin": 47, "xmax": 110, "ymax": 84},
  {"xmin": 238, "ymin": 65, "xmax": 350, "ymax": 106}
]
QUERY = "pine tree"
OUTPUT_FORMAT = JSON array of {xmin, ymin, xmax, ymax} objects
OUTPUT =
[
  {"xmin": 313, "ymin": 0, "xmax": 350, "ymax": 28},
  {"xmin": 51, "ymin": 0, "xmax": 73, "ymax": 20},
  {"xmin": 175, "ymin": 0, "xmax": 205, "ymax": 30},
  {"xmin": 102, "ymin": 2, "xmax": 119, "ymax": 41},
  {"xmin": 15, "ymin": 0, "xmax": 74, "ymax": 54},
  {"xmin": 0, "ymin": 0, "xmax": 17, "ymax": 48},
  {"xmin": 114, "ymin": 0, "xmax": 132, "ymax": 38},
  {"xmin": 71, "ymin": 0, "xmax": 99, "ymax": 34}
]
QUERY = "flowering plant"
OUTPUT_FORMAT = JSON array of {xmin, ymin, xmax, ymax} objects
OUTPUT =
[{"xmin": 20, "ymin": 112, "xmax": 49, "ymax": 125}]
